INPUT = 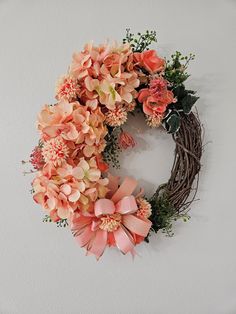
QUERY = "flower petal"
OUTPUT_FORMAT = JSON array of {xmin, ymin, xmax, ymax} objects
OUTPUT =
[
  {"xmin": 68, "ymin": 190, "xmax": 81, "ymax": 202},
  {"xmin": 78, "ymin": 159, "xmax": 89, "ymax": 171},
  {"xmin": 87, "ymin": 168, "xmax": 101, "ymax": 182},
  {"xmin": 60, "ymin": 184, "xmax": 72, "ymax": 196},
  {"xmin": 72, "ymin": 166, "xmax": 84, "ymax": 180}
]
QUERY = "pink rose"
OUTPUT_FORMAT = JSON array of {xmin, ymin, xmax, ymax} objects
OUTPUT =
[
  {"xmin": 138, "ymin": 77, "xmax": 174, "ymax": 116},
  {"xmin": 134, "ymin": 50, "xmax": 165, "ymax": 73},
  {"xmin": 118, "ymin": 131, "xmax": 135, "ymax": 149}
]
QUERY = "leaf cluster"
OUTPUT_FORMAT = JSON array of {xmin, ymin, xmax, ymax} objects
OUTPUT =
[
  {"xmin": 147, "ymin": 189, "xmax": 176, "ymax": 239},
  {"xmin": 164, "ymin": 51, "xmax": 195, "ymax": 87},
  {"xmin": 162, "ymin": 85, "xmax": 199, "ymax": 134},
  {"xmin": 146, "ymin": 187, "xmax": 191, "ymax": 240}
]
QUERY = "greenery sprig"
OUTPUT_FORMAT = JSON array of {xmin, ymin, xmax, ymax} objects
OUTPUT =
[
  {"xmin": 123, "ymin": 28, "xmax": 157, "ymax": 52},
  {"xmin": 146, "ymin": 186, "xmax": 190, "ymax": 240},
  {"xmin": 162, "ymin": 51, "xmax": 198, "ymax": 134},
  {"xmin": 164, "ymin": 51, "xmax": 195, "ymax": 87},
  {"xmin": 43, "ymin": 215, "xmax": 68, "ymax": 227}
]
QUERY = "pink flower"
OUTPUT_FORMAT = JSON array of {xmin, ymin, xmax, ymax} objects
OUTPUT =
[
  {"xmin": 37, "ymin": 101, "xmax": 107, "ymax": 159},
  {"xmin": 42, "ymin": 136, "xmax": 69, "ymax": 166},
  {"xmin": 37, "ymin": 101, "xmax": 73, "ymax": 135},
  {"xmin": 69, "ymin": 42, "xmax": 139, "ymax": 110},
  {"xmin": 103, "ymin": 53, "xmax": 121, "ymax": 76},
  {"xmin": 105, "ymin": 104, "xmax": 127, "ymax": 127},
  {"xmin": 30, "ymin": 146, "xmax": 45, "ymax": 170},
  {"xmin": 138, "ymin": 77, "xmax": 174, "ymax": 116},
  {"xmin": 32, "ymin": 157, "xmax": 108, "ymax": 218},
  {"xmin": 134, "ymin": 50, "xmax": 165, "ymax": 73},
  {"xmin": 32, "ymin": 172, "xmax": 85, "ymax": 219},
  {"xmin": 136, "ymin": 198, "xmax": 152, "ymax": 219},
  {"xmin": 71, "ymin": 176, "xmax": 152, "ymax": 259},
  {"xmin": 55, "ymin": 75, "xmax": 80, "ymax": 102},
  {"xmin": 118, "ymin": 131, "xmax": 135, "ymax": 149}
]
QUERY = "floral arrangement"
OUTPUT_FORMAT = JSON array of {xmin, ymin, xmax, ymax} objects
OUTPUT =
[{"xmin": 24, "ymin": 30, "xmax": 202, "ymax": 259}]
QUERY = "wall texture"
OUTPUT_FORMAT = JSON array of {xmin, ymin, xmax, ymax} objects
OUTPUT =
[{"xmin": 0, "ymin": 1, "xmax": 235, "ymax": 313}]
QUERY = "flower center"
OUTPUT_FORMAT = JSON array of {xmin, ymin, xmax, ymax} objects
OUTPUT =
[{"xmin": 99, "ymin": 213, "xmax": 122, "ymax": 232}]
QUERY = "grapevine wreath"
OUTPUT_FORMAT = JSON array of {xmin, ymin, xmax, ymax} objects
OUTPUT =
[{"xmin": 25, "ymin": 30, "xmax": 203, "ymax": 259}]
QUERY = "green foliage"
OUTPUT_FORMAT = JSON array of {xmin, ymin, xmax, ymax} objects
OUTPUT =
[
  {"xmin": 43, "ymin": 215, "xmax": 52, "ymax": 223},
  {"xmin": 102, "ymin": 127, "xmax": 121, "ymax": 168},
  {"xmin": 56, "ymin": 219, "xmax": 68, "ymax": 228},
  {"xmin": 163, "ymin": 111, "xmax": 181, "ymax": 134},
  {"xmin": 145, "ymin": 187, "xmax": 191, "ymax": 240},
  {"xmin": 43, "ymin": 215, "xmax": 68, "ymax": 227},
  {"xmin": 182, "ymin": 94, "xmax": 199, "ymax": 114},
  {"xmin": 123, "ymin": 29, "xmax": 157, "ymax": 52},
  {"xmin": 165, "ymin": 51, "xmax": 195, "ymax": 87},
  {"xmin": 38, "ymin": 139, "xmax": 44, "ymax": 148},
  {"xmin": 162, "ymin": 85, "xmax": 199, "ymax": 133},
  {"xmin": 147, "ymin": 188, "xmax": 176, "ymax": 238},
  {"xmin": 172, "ymin": 85, "xmax": 199, "ymax": 114}
]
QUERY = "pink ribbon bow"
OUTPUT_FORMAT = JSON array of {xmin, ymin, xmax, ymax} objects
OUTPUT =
[{"xmin": 71, "ymin": 176, "xmax": 152, "ymax": 259}]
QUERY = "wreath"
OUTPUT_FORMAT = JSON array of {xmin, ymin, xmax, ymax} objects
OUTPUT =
[{"xmin": 24, "ymin": 30, "xmax": 202, "ymax": 259}]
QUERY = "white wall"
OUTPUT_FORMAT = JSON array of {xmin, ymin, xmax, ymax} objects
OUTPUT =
[{"xmin": 0, "ymin": 1, "xmax": 235, "ymax": 313}]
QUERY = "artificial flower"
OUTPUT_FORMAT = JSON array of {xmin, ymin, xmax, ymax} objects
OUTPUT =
[
  {"xmin": 134, "ymin": 50, "xmax": 165, "ymax": 73},
  {"xmin": 105, "ymin": 104, "xmax": 128, "ymax": 127},
  {"xmin": 55, "ymin": 75, "xmax": 80, "ymax": 102},
  {"xmin": 146, "ymin": 112, "xmax": 164, "ymax": 128},
  {"xmin": 138, "ymin": 77, "xmax": 174, "ymax": 116},
  {"xmin": 30, "ymin": 146, "xmax": 45, "ymax": 170},
  {"xmin": 136, "ymin": 197, "xmax": 152, "ymax": 219},
  {"xmin": 42, "ymin": 136, "xmax": 69, "ymax": 166},
  {"xmin": 37, "ymin": 101, "xmax": 107, "ymax": 159},
  {"xmin": 118, "ymin": 131, "xmax": 135, "ymax": 149},
  {"xmin": 71, "ymin": 176, "xmax": 152, "ymax": 258}
]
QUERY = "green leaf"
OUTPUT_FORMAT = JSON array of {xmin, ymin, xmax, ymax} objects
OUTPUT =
[
  {"xmin": 173, "ymin": 85, "xmax": 187, "ymax": 99},
  {"xmin": 182, "ymin": 94, "xmax": 199, "ymax": 114},
  {"xmin": 165, "ymin": 113, "xmax": 180, "ymax": 134}
]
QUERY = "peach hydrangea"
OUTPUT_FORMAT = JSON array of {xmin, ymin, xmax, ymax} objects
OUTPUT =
[
  {"xmin": 69, "ymin": 42, "xmax": 140, "ymax": 111},
  {"xmin": 37, "ymin": 100, "xmax": 107, "ymax": 158},
  {"xmin": 33, "ymin": 157, "xmax": 109, "ymax": 219}
]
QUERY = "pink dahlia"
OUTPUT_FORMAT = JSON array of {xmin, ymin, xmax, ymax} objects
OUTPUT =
[
  {"xmin": 42, "ymin": 136, "xmax": 69, "ymax": 166},
  {"xmin": 55, "ymin": 75, "xmax": 80, "ymax": 102}
]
